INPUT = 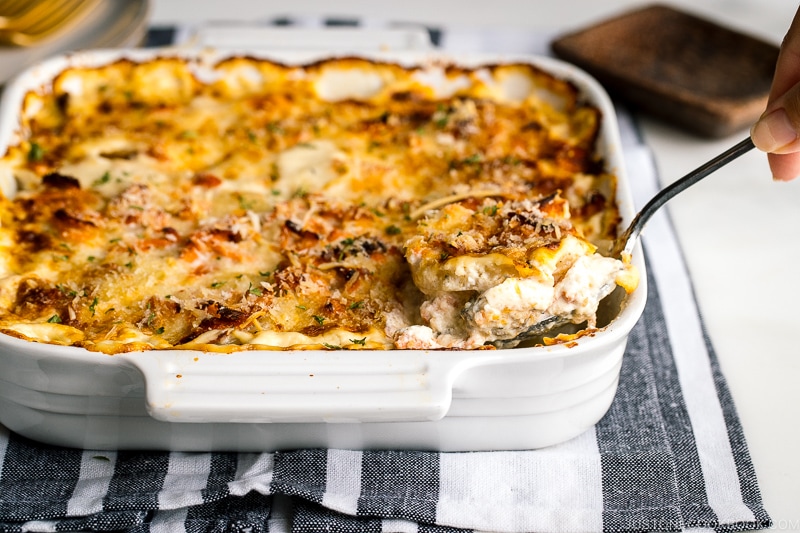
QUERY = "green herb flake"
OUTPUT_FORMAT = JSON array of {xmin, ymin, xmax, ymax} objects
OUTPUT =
[
  {"xmin": 482, "ymin": 205, "xmax": 498, "ymax": 216},
  {"xmin": 237, "ymin": 194, "xmax": 255, "ymax": 210},
  {"xmin": 47, "ymin": 315, "xmax": 62, "ymax": 323},
  {"xmin": 312, "ymin": 315, "xmax": 325, "ymax": 325},
  {"xmin": 322, "ymin": 342, "xmax": 342, "ymax": 350},
  {"xmin": 248, "ymin": 282, "xmax": 263, "ymax": 296},
  {"xmin": 89, "ymin": 297, "xmax": 99, "ymax": 316},
  {"xmin": 93, "ymin": 171, "xmax": 111, "ymax": 186},
  {"xmin": 210, "ymin": 281, "xmax": 226, "ymax": 289},
  {"xmin": 385, "ymin": 225, "xmax": 402, "ymax": 235},
  {"xmin": 350, "ymin": 337, "xmax": 367, "ymax": 346},
  {"xmin": 348, "ymin": 301, "xmax": 363, "ymax": 310},
  {"xmin": 27, "ymin": 141, "xmax": 44, "ymax": 162},
  {"xmin": 56, "ymin": 284, "xmax": 78, "ymax": 297}
]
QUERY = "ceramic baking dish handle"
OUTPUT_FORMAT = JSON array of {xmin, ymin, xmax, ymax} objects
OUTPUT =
[{"xmin": 122, "ymin": 350, "xmax": 483, "ymax": 423}]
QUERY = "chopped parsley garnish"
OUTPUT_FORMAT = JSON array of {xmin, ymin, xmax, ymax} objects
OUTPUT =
[
  {"xmin": 47, "ymin": 315, "xmax": 62, "ymax": 323},
  {"xmin": 56, "ymin": 284, "xmax": 78, "ymax": 297},
  {"xmin": 312, "ymin": 315, "xmax": 325, "ymax": 325},
  {"xmin": 89, "ymin": 297, "xmax": 99, "ymax": 316},
  {"xmin": 27, "ymin": 141, "xmax": 44, "ymax": 162},
  {"xmin": 385, "ymin": 225, "xmax": 402, "ymax": 235},
  {"xmin": 210, "ymin": 281, "xmax": 226, "ymax": 288},
  {"xmin": 322, "ymin": 342, "xmax": 342, "ymax": 350},
  {"xmin": 93, "ymin": 171, "xmax": 111, "ymax": 186},
  {"xmin": 349, "ymin": 337, "xmax": 367, "ymax": 346},
  {"xmin": 482, "ymin": 205, "xmax": 498, "ymax": 216},
  {"xmin": 348, "ymin": 301, "xmax": 363, "ymax": 310},
  {"xmin": 237, "ymin": 194, "xmax": 255, "ymax": 210}
]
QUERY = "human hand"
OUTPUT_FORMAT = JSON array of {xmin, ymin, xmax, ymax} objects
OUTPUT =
[{"xmin": 750, "ymin": 6, "xmax": 800, "ymax": 181}]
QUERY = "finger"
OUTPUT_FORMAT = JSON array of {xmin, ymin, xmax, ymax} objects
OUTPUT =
[
  {"xmin": 769, "ymin": 6, "xmax": 800, "ymax": 101},
  {"xmin": 750, "ymin": 81, "xmax": 800, "ymax": 153},
  {"xmin": 767, "ymin": 152, "xmax": 800, "ymax": 181}
]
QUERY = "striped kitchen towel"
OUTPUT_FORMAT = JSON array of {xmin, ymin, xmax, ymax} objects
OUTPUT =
[{"xmin": 0, "ymin": 20, "xmax": 772, "ymax": 533}]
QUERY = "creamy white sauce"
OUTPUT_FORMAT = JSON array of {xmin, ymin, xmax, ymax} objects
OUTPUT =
[
  {"xmin": 395, "ymin": 252, "xmax": 628, "ymax": 348},
  {"xmin": 274, "ymin": 140, "xmax": 340, "ymax": 197},
  {"xmin": 549, "ymin": 254, "xmax": 622, "ymax": 327},
  {"xmin": 467, "ymin": 276, "xmax": 555, "ymax": 336},
  {"xmin": 314, "ymin": 69, "xmax": 384, "ymax": 101}
]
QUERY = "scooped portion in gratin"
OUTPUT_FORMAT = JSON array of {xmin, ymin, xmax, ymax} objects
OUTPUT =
[
  {"xmin": 397, "ymin": 195, "xmax": 637, "ymax": 349},
  {"xmin": 0, "ymin": 56, "xmax": 638, "ymax": 353}
]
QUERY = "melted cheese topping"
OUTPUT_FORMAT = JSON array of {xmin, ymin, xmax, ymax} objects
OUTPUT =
[{"xmin": 0, "ymin": 56, "xmax": 636, "ymax": 353}]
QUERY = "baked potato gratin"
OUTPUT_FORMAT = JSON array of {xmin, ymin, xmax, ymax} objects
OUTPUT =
[{"xmin": 0, "ymin": 56, "xmax": 637, "ymax": 353}]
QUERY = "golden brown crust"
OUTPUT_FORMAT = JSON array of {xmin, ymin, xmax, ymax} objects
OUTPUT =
[{"xmin": 0, "ymin": 56, "xmax": 624, "ymax": 353}]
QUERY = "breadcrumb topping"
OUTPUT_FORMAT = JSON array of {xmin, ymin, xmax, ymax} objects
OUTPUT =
[{"xmin": 0, "ymin": 56, "xmax": 634, "ymax": 353}]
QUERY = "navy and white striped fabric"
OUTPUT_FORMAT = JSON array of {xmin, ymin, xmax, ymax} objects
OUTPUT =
[{"xmin": 0, "ymin": 19, "xmax": 772, "ymax": 533}]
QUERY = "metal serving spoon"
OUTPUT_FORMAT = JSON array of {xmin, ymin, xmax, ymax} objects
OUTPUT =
[{"xmin": 497, "ymin": 136, "xmax": 756, "ymax": 345}]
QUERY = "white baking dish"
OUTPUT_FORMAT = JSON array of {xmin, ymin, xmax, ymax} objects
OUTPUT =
[{"xmin": 0, "ymin": 48, "xmax": 646, "ymax": 451}]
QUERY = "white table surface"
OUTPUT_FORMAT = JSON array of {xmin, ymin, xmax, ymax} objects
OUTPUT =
[{"xmin": 152, "ymin": 0, "xmax": 800, "ymax": 523}]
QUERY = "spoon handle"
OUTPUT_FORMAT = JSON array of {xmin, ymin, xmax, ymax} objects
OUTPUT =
[{"xmin": 618, "ymin": 136, "xmax": 756, "ymax": 258}]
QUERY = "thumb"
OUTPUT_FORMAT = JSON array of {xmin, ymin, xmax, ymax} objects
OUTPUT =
[{"xmin": 751, "ymin": 81, "xmax": 800, "ymax": 154}]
